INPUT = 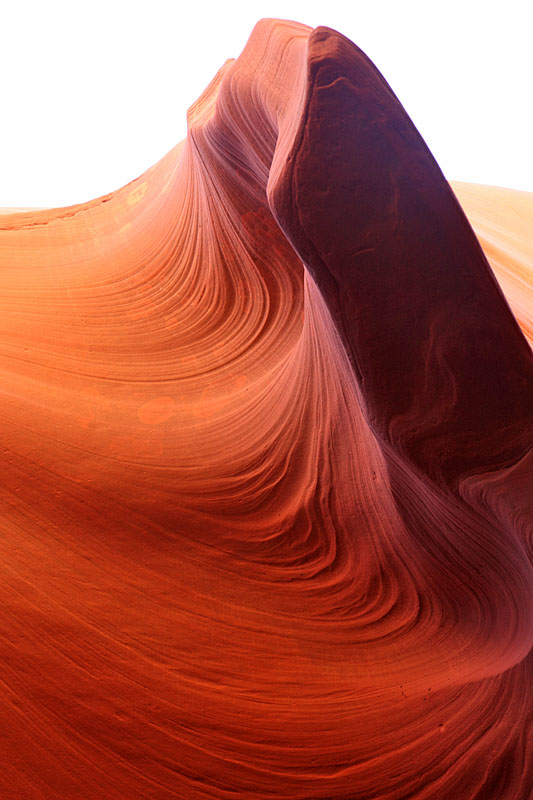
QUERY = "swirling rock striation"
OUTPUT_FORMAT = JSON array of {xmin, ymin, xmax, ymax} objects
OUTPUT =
[{"xmin": 0, "ymin": 18, "xmax": 531, "ymax": 800}]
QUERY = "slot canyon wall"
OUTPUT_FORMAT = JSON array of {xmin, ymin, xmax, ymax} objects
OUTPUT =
[{"xmin": 0, "ymin": 18, "xmax": 531, "ymax": 800}]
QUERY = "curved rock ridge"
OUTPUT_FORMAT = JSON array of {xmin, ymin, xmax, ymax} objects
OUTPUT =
[{"xmin": 0, "ymin": 18, "xmax": 531, "ymax": 800}]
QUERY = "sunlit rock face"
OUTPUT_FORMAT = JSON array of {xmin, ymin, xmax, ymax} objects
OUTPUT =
[{"xmin": 0, "ymin": 18, "xmax": 531, "ymax": 800}]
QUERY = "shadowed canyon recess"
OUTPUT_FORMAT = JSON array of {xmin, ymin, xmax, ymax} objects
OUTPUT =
[{"xmin": 0, "ymin": 18, "xmax": 532, "ymax": 800}]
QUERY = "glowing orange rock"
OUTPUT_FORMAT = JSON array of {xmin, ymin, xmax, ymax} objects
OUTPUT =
[{"xmin": 0, "ymin": 18, "xmax": 531, "ymax": 800}]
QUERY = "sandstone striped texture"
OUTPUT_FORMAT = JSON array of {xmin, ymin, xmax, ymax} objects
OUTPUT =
[{"xmin": 0, "ymin": 19, "xmax": 531, "ymax": 800}]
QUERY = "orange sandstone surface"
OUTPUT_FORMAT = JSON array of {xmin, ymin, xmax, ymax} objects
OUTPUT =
[{"xmin": 0, "ymin": 19, "xmax": 531, "ymax": 800}]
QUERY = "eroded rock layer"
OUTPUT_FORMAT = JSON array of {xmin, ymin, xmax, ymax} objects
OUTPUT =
[{"xmin": 0, "ymin": 19, "xmax": 531, "ymax": 800}]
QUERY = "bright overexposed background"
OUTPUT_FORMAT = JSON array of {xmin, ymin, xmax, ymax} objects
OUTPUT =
[{"xmin": 1, "ymin": 0, "xmax": 531, "ymax": 208}]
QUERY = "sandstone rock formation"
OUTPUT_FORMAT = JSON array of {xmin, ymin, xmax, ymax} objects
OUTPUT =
[{"xmin": 0, "ymin": 19, "xmax": 531, "ymax": 800}]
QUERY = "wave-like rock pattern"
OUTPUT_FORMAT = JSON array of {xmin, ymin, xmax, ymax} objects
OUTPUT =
[{"xmin": 0, "ymin": 19, "xmax": 531, "ymax": 800}]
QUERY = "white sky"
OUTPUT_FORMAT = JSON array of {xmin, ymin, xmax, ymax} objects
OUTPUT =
[{"xmin": 1, "ymin": 0, "xmax": 531, "ymax": 208}]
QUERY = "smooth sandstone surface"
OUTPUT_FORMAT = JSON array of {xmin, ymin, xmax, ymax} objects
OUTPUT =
[{"xmin": 0, "ymin": 19, "xmax": 531, "ymax": 800}]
